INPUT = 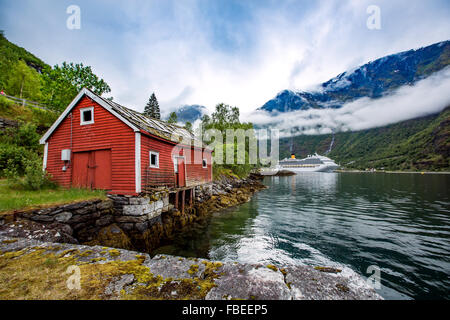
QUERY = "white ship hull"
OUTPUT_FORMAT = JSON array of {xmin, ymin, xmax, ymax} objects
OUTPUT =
[
  {"xmin": 278, "ymin": 153, "xmax": 340, "ymax": 173},
  {"xmin": 282, "ymin": 164, "xmax": 339, "ymax": 173}
]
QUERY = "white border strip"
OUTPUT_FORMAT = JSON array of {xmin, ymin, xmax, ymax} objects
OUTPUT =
[
  {"xmin": 135, "ymin": 132, "xmax": 141, "ymax": 193},
  {"xmin": 42, "ymin": 142, "xmax": 48, "ymax": 171}
]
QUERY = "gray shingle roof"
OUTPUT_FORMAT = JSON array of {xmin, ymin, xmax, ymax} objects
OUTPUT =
[{"xmin": 90, "ymin": 89, "xmax": 203, "ymax": 146}]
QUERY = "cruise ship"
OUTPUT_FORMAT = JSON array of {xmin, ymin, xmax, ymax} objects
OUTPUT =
[{"xmin": 278, "ymin": 153, "xmax": 340, "ymax": 172}]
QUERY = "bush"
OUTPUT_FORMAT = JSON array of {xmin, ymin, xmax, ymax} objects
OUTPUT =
[
  {"xmin": 5, "ymin": 157, "xmax": 55, "ymax": 190},
  {"xmin": 14, "ymin": 122, "xmax": 41, "ymax": 150},
  {"xmin": 0, "ymin": 144, "xmax": 35, "ymax": 176},
  {"xmin": 31, "ymin": 108, "xmax": 58, "ymax": 128},
  {"xmin": 0, "ymin": 95, "xmax": 14, "ymax": 113},
  {"xmin": 0, "ymin": 122, "xmax": 42, "ymax": 151},
  {"xmin": 21, "ymin": 157, "xmax": 55, "ymax": 190}
]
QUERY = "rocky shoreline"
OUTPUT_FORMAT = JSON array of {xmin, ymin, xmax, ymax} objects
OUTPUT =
[
  {"xmin": 0, "ymin": 235, "xmax": 382, "ymax": 300},
  {"xmin": 0, "ymin": 174, "xmax": 383, "ymax": 300},
  {"xmin": 0, "ymin": 174, "xmax": 266, "ymax": 254}
]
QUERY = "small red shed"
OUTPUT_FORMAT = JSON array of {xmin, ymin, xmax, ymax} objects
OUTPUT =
[{"xmin": 40, "ymin": 88, "xmax": 213, "ymax": 195}]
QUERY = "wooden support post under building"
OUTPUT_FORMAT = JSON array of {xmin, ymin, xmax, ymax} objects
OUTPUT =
[
  {"xmin": 181, "ymin": 190, "xmax": 185, "ymax": 214},
  {"xmin": 175, "ymin": 191, "xmax": 179, "ymax": 210},
  {"xmin": 189, "ymin": 188, "xmax": 193, "ymax": 207}
]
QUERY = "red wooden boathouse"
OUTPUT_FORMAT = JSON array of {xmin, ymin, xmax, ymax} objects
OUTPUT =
[{"xmin": 39, "ymin": 88, "xmax": 213, "ymax": 195}]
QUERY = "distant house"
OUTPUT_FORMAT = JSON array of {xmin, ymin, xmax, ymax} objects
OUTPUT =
[{"xmin": 39, "ymin": 88, "xmax": 212, "ymax": 195}]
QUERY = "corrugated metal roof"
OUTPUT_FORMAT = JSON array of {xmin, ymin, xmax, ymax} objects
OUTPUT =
[{"xmin": 88, "ymin": 89, "xmax": 203, "ymax": 147}]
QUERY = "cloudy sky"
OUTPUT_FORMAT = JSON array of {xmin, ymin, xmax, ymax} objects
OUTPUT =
[{"xmin": 1, "ymin": 0, "xmax": 449, "ymax": 122}]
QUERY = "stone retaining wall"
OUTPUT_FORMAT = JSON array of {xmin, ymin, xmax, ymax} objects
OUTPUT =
[
  {"xmin": 16, "ymin": 199, "xmax": 114, "ymax": 241},
  {"xmin": 8, "ymin": 192, "xmax": 176, "ymax": 242},
  {"xmin": 0, "ymin": 117, "xmax": 18, "ymax": 130},
  {"xmin": 107, "ymin": 192, "xmax": 173, "ymax": 233}
]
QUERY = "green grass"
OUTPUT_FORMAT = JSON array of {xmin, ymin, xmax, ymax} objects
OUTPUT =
[
  {"xmin": 213, "ymin": 165, "xmax": 241, "ymax": 180},
  {"xmin": 0, "ymin": 179, "xmax": 107, "ymax": 213},
  {"xmin": 0, "ymin": 96, "xmax": 58, "ymax": 129}
]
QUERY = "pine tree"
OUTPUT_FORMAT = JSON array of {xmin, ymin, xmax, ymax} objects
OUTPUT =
[
  {"xmin": 153, "ymin": 96, "xmax": 160, "ymax": 120},
  {"xmin": 144, "ymin": 92, "xmax": 160, "ymax": 119}
]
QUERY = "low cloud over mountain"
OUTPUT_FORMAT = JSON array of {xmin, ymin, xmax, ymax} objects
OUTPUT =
[
  {"xmin": 251, "ymin": 41, "xmax": 450, "ymax": 136},
  {"xmin": 251, "ymin": 66, "xmax": 450, "ymax": 137}
]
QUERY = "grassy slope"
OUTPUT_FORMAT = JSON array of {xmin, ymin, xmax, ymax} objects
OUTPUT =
[
  {"xmin": 0, "ymin": 34, "xmax": 57, "ymax": 129},
  {"xmin": 0, "ymin": 33, "xmax": 49, "ymax": 89},
  {"xmin": 0, "ymin": 96, "xmax": 57, "ymax": 130},
  {"xmin": 280, "ymin": 107, "xmax": 450, "ymax": 171},
  {"xmin": 0, "ymin": 179, "xmax": 106, "ymax": 213}
]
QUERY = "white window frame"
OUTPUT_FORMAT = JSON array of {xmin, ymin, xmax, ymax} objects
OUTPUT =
[
  {"xmin": 80, "ymin": 107, "xmax": 94, "ymax": 125},
  {"xmin": 202, "ymin": 158, "xmax": 207, "ymax": 168},
  {"xmin": 149, "ymin": 151, "xmax": 159, "ymax": 168}
]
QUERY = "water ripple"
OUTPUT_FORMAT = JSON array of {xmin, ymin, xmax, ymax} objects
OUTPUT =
[{"xmin": 156, "ymin": 172, "xmax": 450, "ymax": 300}]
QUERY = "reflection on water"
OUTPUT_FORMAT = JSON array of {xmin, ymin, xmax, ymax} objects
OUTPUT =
[{"xmin": 154, "ymin": 172, "xmax": 450, "ymax": 300}]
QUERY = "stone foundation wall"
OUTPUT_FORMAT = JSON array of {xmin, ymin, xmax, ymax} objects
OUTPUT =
[
  {"xmin": 11, "ymin": 192, "xmax": 176, "ymax": 242},
  {"xmin": 16, "ymin": 199, "xmax": 114, "ymax": 241},
  {"xmin": 107, "ymin": 192, "xmax": 173, "ymax": 233},
  {"xmin": 194, "ymin": 183, "xmax": 214, "ymax": 202}
]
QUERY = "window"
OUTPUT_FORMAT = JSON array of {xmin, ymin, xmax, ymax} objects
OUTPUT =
[
  {"xmin": 150, "ymin": 151, "xmax": 159, "ymax": 168},
  {"xmin": 80, "ymin": 107, "xmax": 94, "ymax": 125},
  {"xmin": 202, "ymin": 158, "xmax": 207, "ymax": 168}
]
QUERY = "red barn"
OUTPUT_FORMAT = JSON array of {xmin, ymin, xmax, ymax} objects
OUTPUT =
[{"xmin": 40, "ymin": 88, "xmax": 213, "ymax": 195}]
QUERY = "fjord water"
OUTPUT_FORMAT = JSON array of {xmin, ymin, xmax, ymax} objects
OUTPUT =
[{"xmin": 155, "ymin": 173, "xmax": 450, "ymax": 299}]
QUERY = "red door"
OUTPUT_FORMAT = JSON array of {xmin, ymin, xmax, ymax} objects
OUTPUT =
[
  {"xmin": 72, "ymin": 149, "xmax": 112, "ymax": 190},
  {"xmin": 93, "ymin": 149, "xmax": 112, "ymax": 190},
  {"xmin": 72, "ymin": 152, "xmax": 89, "ymax": 188},
  {"xmin": 177, "ymin": 157, "xmax": 186, "ymax": 187}
]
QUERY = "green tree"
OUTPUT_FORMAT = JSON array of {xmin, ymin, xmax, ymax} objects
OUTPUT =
[
  {"xmin": 144, "ymin": 93, "xmax": 160, "ymax": 119},
  {"xmin": 200, "ymin": 114, "xmax": 211, "ymax": 128},
  {"xmin": 208, "ymin": 103, "xmax": 241, "ymax": 132},
  {"xmin": 167, "ymin": 111, "xmax": 178, "ymax": 124},
  {"xmin": 0, "ymin": 32, "xmax": 48, "ymax": 92},
  {"xmin": 53, "ymin": 62, "xmax": 110, "ymax": 95},
  {"xmin": 6, "ymin": 60, "xmax": 42, "ymax": 100},
  {"xmin": 201, "ymin": 103, "xmax": 256, "ymax": 178},
  {"xmin": 41, "ymin": 62, "xmax": 111, "ymax": 112},
  {"xmin": 184, "ymin": 121, "xmax": 193, "ymax": 132}
]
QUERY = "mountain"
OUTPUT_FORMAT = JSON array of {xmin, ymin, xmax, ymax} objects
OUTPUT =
[
  {"xmin": 172, "ymin": 104, "xmax": 207, "ymax": 123},
  {"xmin": 260, "ymin": 40, "xmax": 450, "ymax": 113},
  {"xmin": 278, "ymin": 107, "xmax": 450, "ymax": 171}
]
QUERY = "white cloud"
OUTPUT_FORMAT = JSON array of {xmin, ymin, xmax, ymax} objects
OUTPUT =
[
  {"xmin": 121, "ymin": 0, "xmax": 450, "ymax": 114},
  {"xmin": 248, "ymin": 67, "xmax": 450, "ymax": 136},
  {"xmin": 1, "ymin": 0, "xmax": 449, "ymax": 117}
]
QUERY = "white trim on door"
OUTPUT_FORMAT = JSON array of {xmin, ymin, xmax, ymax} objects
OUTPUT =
[{"xmin": 43, "ymin": 142, "xmax": 48, "ymax": 171}]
